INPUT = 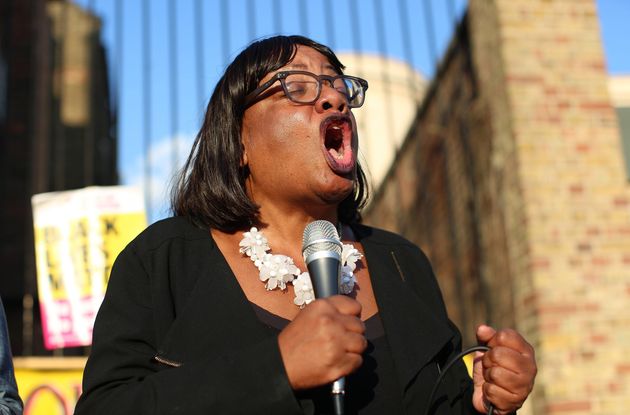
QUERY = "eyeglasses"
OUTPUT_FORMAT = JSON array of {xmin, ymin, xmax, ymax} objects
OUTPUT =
[{"xmin": 244, "ymin": 70, "xmax": 369, "ymax": 109}]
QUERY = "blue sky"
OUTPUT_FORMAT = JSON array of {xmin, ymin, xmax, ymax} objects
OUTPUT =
[{"xmin": 73, "ymin": 0, "xmax": 630, "ymax": 222}]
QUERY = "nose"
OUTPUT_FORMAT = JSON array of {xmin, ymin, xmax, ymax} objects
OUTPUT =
[{"xmin": 314, "ymin": 83, "xmax": 347, "ymax": 114}]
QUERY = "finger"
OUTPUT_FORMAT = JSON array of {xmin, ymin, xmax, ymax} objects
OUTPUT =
[
  {"xmin": 476, "ymin": 324, "xmax": 497, "ymax": 344},
  {"xmin": 326, "ymin": 295, "xmax": 362, "ymax": 316},
  {"xmin": 337, "ymin": 314, "xmax": 366, "ymax": 334},
  {"xmin": 483, "ymin": 366, "xmax": 532, "ymax": 397},
  {"xmin": 331, "ymin": 352, "xmax": 364, "ymax": 381},
  {"xmin": 472, "ymin": 351, "xmax": 485, "ymax": 387},
  {"xmin": 482, "ymin": 346, "xmax": 532, "ymax": 374},
  {"xmin": 343, "ymin": 332, "xmax": 368, "ymax": 354},
  {"xmin": 486, "ymin": 329, "xmax": 535, "ymax": 357},
  {"xmin": 482, "ymin": 381, "xmax": 522, "ymax": 414}
]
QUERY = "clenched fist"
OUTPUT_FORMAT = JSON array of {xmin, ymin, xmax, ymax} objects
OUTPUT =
[
  {"xmin": 472, "ymin": 325, "xmax": 537, "ymax": 414},
  {"xmin": 278, "ymin": 295, "xmax": 367, "ymax": 390}
]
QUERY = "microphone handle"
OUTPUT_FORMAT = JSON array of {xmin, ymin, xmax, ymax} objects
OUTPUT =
[
  {"xmin": 307, "ymin": 254, "xmax": 340, "ymax": 298},
  {"xmin": 306, "ymin": 255, "xmax": 345, "ymax": 415}
]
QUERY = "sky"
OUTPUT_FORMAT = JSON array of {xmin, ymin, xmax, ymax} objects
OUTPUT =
[{"xmin": 71, "ymin": 0, "xmax": 630, "ymax": 223}]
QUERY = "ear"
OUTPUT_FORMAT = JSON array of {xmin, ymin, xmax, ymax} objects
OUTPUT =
[
  {"xmin": 240, "ymin": 134, "xmax": 249, "ymax": 167},
  {"xmin": 241, "ymin": 146, "xmax": 248, "ymax": 167},
  {"xmin": 239, "ymin": 125, "xmax": 249, "ymax": 167}
]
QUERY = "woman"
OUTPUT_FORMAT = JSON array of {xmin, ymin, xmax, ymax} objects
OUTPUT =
[{"xmin": 76, "ymin": 35, "xmax": 536, "ymax": 414}]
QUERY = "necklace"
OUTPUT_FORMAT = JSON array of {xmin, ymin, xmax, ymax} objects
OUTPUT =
[{"xmin": 239, "ymin": 226, "xmax": 363, "ymax": 308}]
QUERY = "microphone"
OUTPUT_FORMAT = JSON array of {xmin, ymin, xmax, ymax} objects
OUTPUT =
[{"xmin": 302, "ymin": 220, "xmax": 345, "ymax": 415}]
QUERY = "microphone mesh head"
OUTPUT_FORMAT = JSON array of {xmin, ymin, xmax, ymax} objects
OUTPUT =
[{"xmin": 302, "ymin": 220, "xmax": 342, "ymax": 259}]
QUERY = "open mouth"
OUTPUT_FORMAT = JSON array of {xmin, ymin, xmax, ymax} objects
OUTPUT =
[{"xmin": 320, "ymin": 115, "xmax": 355, "ymax": 175}]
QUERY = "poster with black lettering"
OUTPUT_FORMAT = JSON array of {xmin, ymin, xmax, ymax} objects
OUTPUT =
[{"xmin": 31, "ymin": 186, "xmax": 146, "ymax": 350}]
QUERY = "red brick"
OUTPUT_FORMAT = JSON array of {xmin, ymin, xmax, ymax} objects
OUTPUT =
[
  {"xmin": 506, "ymin": 74, "xmax": 544, "ymax": 83},
  {"xmin": 576, "ymin": 242, "xmax": 591, "ymax": 252},
  {"xmin": 546, "ymin": 401, "xmax": 591, "ymax": 413},
  {"xmin": 575, "ymin": 143, "xmax": 590, "ymax": 153},
  {"xmin": 591, "ymin": 257, "xmax": 610, "ymax": 266},
  {"xmin": 586, "ymin": 227, "xmax": 600, "ymax": 236},
  {"xmin": 588, "ymin": 61, "xmax": 605, "ymax": 71},
  {"xmin": 590, "ymin": 334, "xmax": 608, "ymax": 344},
  {"xmin": 532, "ymin": 257, "xmax": 550, "ymax": 269},
  {"xmin": 538, "ymin": 303, "xmax": 577, "ymax": 314},
  {"xmin": 616, "ymin": 364, "xmax": 630, "ymax": 374},
  {"xmin": 584, "ymin": 303, "xmax": 600, "ymax": 312},
  {"xmin": 608, "ymin": 382, "xmax": 622, "ymax": 393},
  {"xmin": 580, "ymin": 101, "xmax": 612, "ymax": 110}
]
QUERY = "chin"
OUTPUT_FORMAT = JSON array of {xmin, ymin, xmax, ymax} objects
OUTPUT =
[{"xmin": 316, "ymin": 181, "xmax": 355, "ymax": 206}]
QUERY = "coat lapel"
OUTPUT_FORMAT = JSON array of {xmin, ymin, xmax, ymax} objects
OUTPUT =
[
  {"xmin": 358, "ymin": 227, "xmax": 454, "ymax": 393},
  {"xmin": 155, "ymin": 237, "xmax": 270, "ymax": 363}
]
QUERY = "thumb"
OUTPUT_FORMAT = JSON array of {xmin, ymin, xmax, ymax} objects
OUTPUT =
[{"xmin": 476, "ymin": 324, "xmax": 496, "ymax": 345}]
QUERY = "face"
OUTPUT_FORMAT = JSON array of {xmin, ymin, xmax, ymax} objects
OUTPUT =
[{"xmin": 241, "ymin": 45, "xmax": 359, "ymax": 213}]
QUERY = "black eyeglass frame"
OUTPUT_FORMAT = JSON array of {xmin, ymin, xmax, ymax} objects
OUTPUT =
[{"xmin": 243, "ymin": 70, "xmax": 369, "ymax": 109}]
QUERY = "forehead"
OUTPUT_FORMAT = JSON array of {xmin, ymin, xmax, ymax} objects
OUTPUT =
[
  {"xmin": 259, "ymin": 45, "xmax": 338, "ymax": 84},
  {"xmin": 286, "ymin": 45, "xmax": 337, "ymax": 72}
]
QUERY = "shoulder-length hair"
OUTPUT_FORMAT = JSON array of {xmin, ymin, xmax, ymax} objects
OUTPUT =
[{"xmin": 170, "ymin": 35, "xmax": 369, "ymax": 232}]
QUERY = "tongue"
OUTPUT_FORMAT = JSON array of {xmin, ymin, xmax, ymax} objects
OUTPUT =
[
  {"xmin": 324, "ymin": 141, "xmax": 353, "ymax": 173},
  {"xmin": 328, "ymin": 146, "xmax": 345, "ymax": 160},
  {"xmin": 322, "ymin": 122, "xmax": 354, "ymax": 174}
]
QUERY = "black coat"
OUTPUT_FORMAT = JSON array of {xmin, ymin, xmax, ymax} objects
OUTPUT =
[{"xmin": 75, "ymin": 217, "xmax": 476, "ymax": 414}]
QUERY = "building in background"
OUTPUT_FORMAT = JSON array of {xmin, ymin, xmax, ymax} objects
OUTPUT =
[
  {"xmin": 365, "ymin": 1, "xmax": 630, "ymax": 413},
  {"xmin": 0, "ymin": 0, "xmax": 117, "ymax": 356},
  {"xmin": 610, "ymin": 75, "xmax": 630, "ymax": 179},
  {"xmin": 338, "ymin": 53, "xmax": 426, "ymax": 189}
]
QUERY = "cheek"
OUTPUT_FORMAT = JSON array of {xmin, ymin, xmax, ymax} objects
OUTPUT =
[
  {"xmin": 243, "ymin": 111, "xmax": 316, "ymax": 172},
  {"xmin": 268, "ymin": 112, "xmax": 312, "ymax": 145},
  {"xmin": 256, "ymin": 113, "xmax": 317, "ymax": 161}
]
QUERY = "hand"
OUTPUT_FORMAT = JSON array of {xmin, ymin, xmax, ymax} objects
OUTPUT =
[
  {"xmin": 278, "ymin": 295, "xmax": 367, "ymax": 390},
  {"xmin": 472, "ymin": 325, "xmax": 537, "ymax": 414}
]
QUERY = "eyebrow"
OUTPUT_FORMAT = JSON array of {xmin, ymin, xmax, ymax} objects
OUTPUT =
[{"xmin": 285, "ymin": 63, "xmax": 338, "ymax": 72}]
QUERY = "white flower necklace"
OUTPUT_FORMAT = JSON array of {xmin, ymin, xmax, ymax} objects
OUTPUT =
[{"xmin": 239, "ymin": 226, "xmax": 363, "ymax": 308}]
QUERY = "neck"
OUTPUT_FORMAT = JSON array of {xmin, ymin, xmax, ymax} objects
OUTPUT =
[{"xmin": 254, "ymin": 203, "xmax": 339, "ymax": 263}]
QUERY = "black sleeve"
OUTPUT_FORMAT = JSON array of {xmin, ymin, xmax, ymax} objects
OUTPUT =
[{"xmin": 75, "ymin": 245, "xmax": 303, "ymax": 415}]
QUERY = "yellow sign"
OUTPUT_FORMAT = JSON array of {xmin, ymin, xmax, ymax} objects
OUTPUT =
[
  {"xmin": 32, "ymin": 186, "xmax": 146, "ymax": 349},
  {"xmin": 14, "ymin": 357, "xmax": 86, "ymax": 415}
]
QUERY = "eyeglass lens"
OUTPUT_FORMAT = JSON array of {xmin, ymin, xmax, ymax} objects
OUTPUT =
[{"xmin": 283, "ymin": 73, "xmax": 364, "ymax": 107}]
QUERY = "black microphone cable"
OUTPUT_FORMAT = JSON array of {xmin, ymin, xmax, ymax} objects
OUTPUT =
[{"xmin": 424, "ymin": 345, "xmax": 495, "ymax": 415}]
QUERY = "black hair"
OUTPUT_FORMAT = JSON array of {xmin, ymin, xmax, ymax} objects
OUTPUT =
[{"xmin": 170, "ymin": 35, "xmax": 369, "ymax": 232}]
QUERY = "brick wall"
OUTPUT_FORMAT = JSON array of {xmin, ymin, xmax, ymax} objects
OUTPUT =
[{"xmin": 365, "ymin": 0, "xmax": 630, "ymax": 413}]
